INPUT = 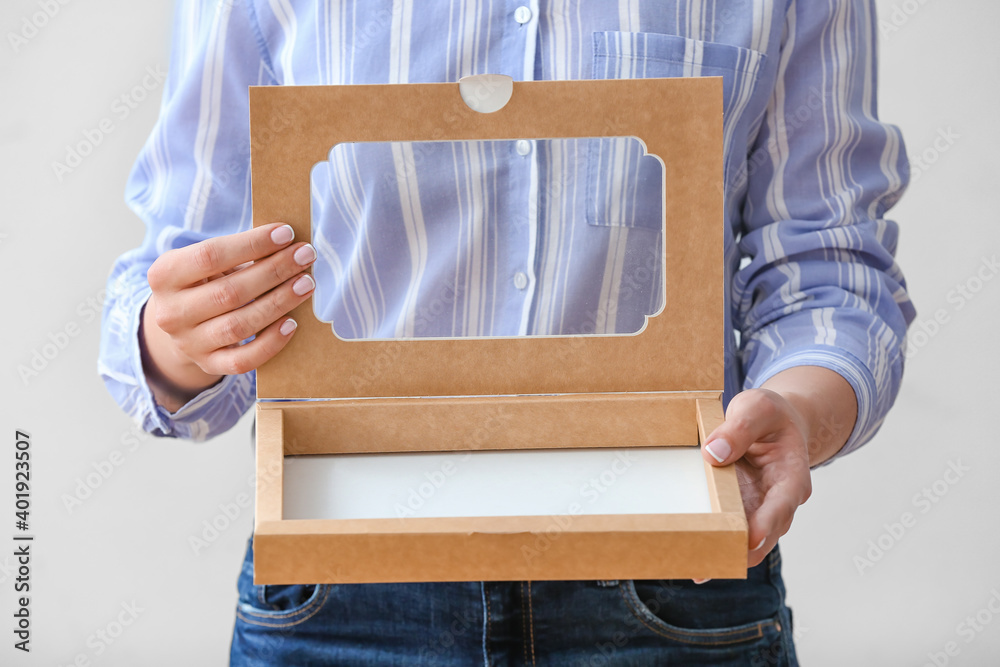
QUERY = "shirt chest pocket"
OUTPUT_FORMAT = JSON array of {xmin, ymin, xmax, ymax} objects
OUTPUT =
[{"xmin": 586, "ymin": 31, "xmax": 767, "ymax": 229}]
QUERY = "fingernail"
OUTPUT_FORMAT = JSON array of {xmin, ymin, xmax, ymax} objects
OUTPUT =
[
  {"xmin": 271, "ymin": 225, "xmax": 294, "ymax": 245},
  {"xmin": 292, "ymin": 274, "xmax": 315, "ymax": 296},
  {"xmin": 293, "ymin": 243, "xmax": 316, "ymax": 266},
  {"xmin": 705, "ymin": 439, "xmax": 732, "ymax": 463},
  {"xmin": 279, "ymin": 318, "xmax": 297, "ymax": 336},
  {"xmin": 693, "ymin": 578, "xmax": 711, "ymax": 585},
  {"xmin": 752, "ymin": 537, "xmax": 767, "ymax": 551}
]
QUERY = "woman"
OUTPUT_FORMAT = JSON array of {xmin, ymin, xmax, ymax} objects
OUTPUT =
[{"xmin": 100, "ymin": 1, "xmax": 913, "ymax": 664}]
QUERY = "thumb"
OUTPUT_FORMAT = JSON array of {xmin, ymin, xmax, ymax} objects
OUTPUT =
[{"xmin": 701, "ymin": 389, "xmax": 786, "ymax": 466}]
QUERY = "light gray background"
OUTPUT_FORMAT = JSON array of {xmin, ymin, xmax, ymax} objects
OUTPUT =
[{"xmin": 1, "ymin": 1, "xmax": 997, "ymax": 665}]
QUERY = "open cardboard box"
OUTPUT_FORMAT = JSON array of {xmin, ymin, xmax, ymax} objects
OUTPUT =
[{"xmin": 249, "ymin": 76, "xmax": 747, "ymax": 584}]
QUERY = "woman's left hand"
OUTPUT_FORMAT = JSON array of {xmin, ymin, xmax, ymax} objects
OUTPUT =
[
  {"xmin": 700, "ymin": 366, "xmax": 858, "ymax": 569},
  {"xmin": 702, "ymin": 388, "xmax": 812, "ymax": 568}
]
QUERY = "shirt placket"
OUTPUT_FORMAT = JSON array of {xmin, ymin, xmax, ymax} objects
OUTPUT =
[{"xmin": 499, "ymin": 0, "xmax": 541, "ymax": 335}]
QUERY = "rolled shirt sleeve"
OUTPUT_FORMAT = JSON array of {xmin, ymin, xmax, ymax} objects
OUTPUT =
[
  {"xmin": 98, "ymin": 0, "xmax": 273, "ymax": 440},
  {"xmin": 734, "ymin": 0, "xmax": 916, "ymax": 460}
]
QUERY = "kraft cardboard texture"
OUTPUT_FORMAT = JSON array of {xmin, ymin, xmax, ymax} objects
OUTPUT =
[
  {"xmin": 249, "ymin": 76, "xmax": 747, "ymax": 583},
  {"xmin": 251, "ymin": 77, "xmax": 724, "ymax": 400},
  {"xmin": 259, "ymin": 392, "xmax": 716, "ymax": 456},
  {"xmin": 253, "ymin": 514, "xmax": 749, "ymax": 583}
]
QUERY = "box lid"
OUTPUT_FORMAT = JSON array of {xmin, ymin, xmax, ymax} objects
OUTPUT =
[{"xmin": 250, "ymin": 76, "xmax": 723, "ymax": 400}]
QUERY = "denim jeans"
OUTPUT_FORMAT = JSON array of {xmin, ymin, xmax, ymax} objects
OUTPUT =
[{"xmin": 230, "ymin": 535, "xmax": 798, "ymax": 666}]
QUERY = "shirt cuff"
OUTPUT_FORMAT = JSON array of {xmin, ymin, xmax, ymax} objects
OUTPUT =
[
  {"xmin": 129, "ymin": 290, "xmax": 253, "ymax": 441},
  {"xmin": 748, "ymin": 346, "xmax": 879, "ymax": 467},
  {"xmin": 149, "ymin": 374, "xmax": 247, "ymax": 441}
]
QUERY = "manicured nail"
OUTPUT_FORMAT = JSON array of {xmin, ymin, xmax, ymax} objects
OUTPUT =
[
  {"xmin": 279, "ymin": 319, "xmax": 297, "ymax": 336},
  {"xmin": 752, "ymin": 537, "xmax": 767, "ymax": 551},
  {"xmin": 293, "ymin": 243, "xmax": 316, "ymax": 266},
  {"xmin": 693, "ymin": 578, "xmax": 711, "ymax": 585},
  {"xmin": 271, "ymin": 225, "xmax": 294, "ymax": 245},
  {"xmin": 292, "ymin": 274, "xmax": 315, "ymax": 296},
  {"xmin": 705, "ymin": 439, "xmax": 732, "ymax": 463}
]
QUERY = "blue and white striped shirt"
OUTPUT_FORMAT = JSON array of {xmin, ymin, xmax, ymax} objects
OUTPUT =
[{"xmin": 100, "ymin": 0, "xmax": 915, "ymax": 457}]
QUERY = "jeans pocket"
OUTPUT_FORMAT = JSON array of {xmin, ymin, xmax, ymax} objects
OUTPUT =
[
  {"xmin": 620, "ymin": 580, "xmax": 785, "ymax": 651},
  {"xmin": 235, "ymin": 540, "xmax": 330, "ymax": 628}
]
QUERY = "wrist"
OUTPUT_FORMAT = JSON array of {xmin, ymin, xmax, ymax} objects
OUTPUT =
[
  {"xmin": 760, "ymin": 366, "xmax": 858, "ymax": 466},
  {"xmin": 139, "ymin": 299, "xmax": 224, "ymax": 411}
]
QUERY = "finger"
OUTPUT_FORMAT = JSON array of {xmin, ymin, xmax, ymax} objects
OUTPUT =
[
  {"xmin": 216, "ymin": 261, "xmax": 254, "ymax": 278},
  {"xmin": 702, "ymin": 389, "xmax": 789, "ymax": 466},
  {"xmin": 202, "ymin": 316, "xmax": 301, "ymax": 377},
  {"xmin": 745, "ymin": 494, "xmax": 794, "ymax": 569},
  {"xmin": 148, "ymin": 223, "xmax": 296, "ymax": 290},
  {"xmin": 171, "ymin": 241, "xmax": 316, "ymax": 326},
  {"xmin": 191, "ymin": 270, "xmax": 315, "ymax": 359},
  {"xmin": 745, "ymin": 462, "xmax": 812, "ymax": 568}
]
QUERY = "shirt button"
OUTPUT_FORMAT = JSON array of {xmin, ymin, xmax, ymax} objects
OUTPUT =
[
  {"xmin": 514, "ymin": 6, "xmax": 532, "ymax": 24},
  {"xmin": 513, "ymin": 271, "xmax": 528, "ymax": 290},
  {"xmin": 515, "ymin": 140, "xmax": 531, "ymax": 156}
]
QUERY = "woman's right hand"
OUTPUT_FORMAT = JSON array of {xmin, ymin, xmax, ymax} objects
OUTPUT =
[{"xmin": 140, "ymin": 223, "xmax": 317, "ymax": 411}]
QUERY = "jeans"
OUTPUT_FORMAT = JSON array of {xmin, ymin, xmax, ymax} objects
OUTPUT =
[{"xmin": 230, "ymin": 535, "xmax": 798, "ymax": 666}]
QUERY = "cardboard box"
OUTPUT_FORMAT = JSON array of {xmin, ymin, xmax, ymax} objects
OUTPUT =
[{"xmin": 249, "ymin": 75, "xmax": 746, "ymax": 584}]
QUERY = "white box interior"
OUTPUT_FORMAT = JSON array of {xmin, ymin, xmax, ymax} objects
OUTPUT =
[{"xmin": 282, "ymin": 446, "xmax": 712, "ymax": 520}]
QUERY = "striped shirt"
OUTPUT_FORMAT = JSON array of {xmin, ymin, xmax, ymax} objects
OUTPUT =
[{"xmin": 99, "ymin": 0, "xmax": 915, "ymax": 457}]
